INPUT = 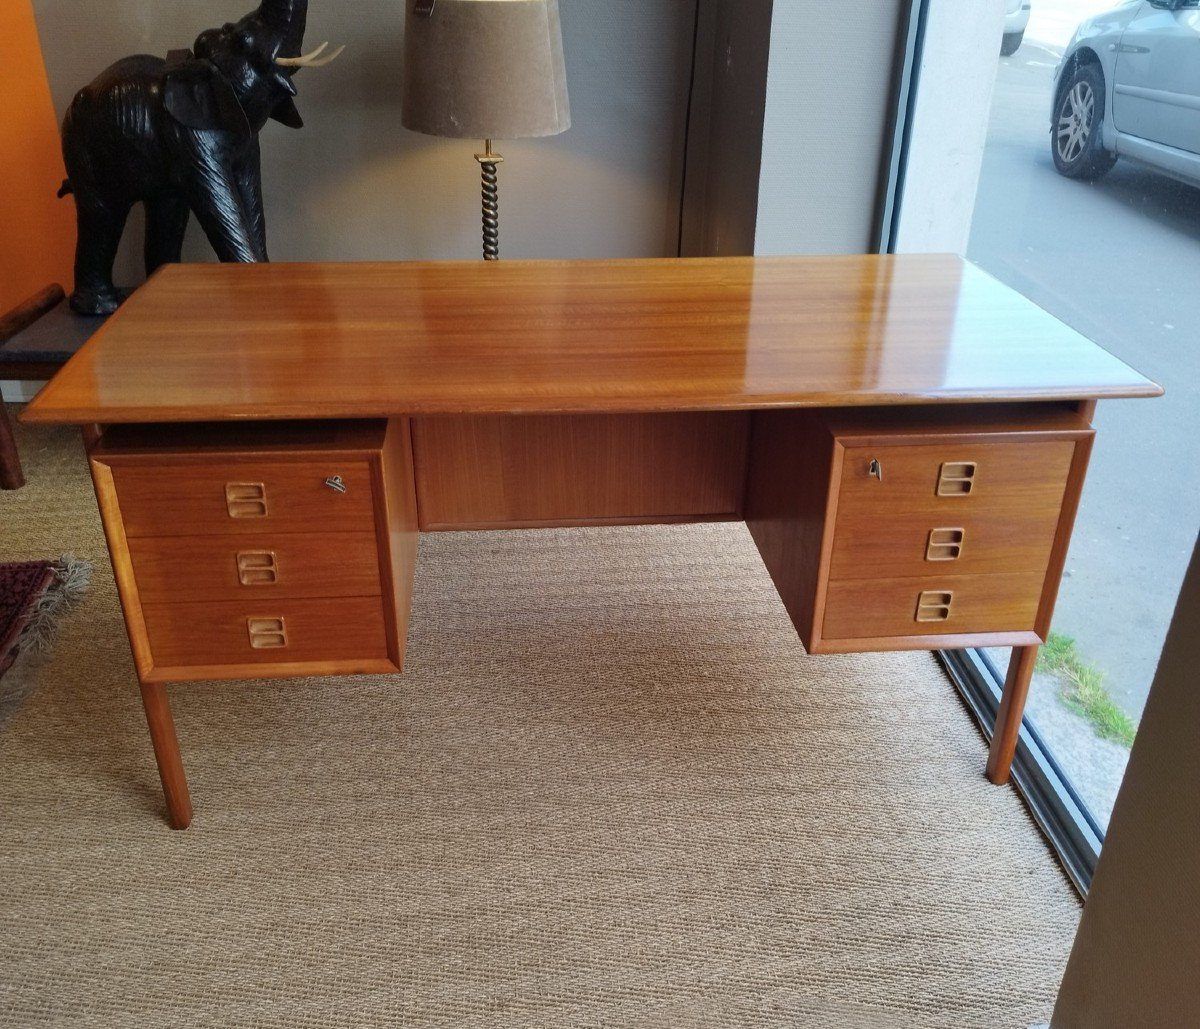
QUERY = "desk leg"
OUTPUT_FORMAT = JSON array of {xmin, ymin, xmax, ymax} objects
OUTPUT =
[
  {"xmin": 0, "ymin": 402, "xmax": 25, "ymax": 489},
  {"xmin": 986, "ymin": 644, "xmax": 1038, "ymax": 785},
  {"xmin": 139, "ymin": 681, "xmax": 193, "ymax": 829}
]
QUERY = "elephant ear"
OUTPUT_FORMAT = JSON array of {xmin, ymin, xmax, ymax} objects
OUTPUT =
[
  {"xmin": 270, "ymin": 97, "xmax": 304, "ymax": 129},
  {"xmin": 163, "ymin": 52, "xmax": 251, "ymax": 139}
]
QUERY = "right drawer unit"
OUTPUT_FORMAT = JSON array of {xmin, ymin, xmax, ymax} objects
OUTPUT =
[{"xmin": 746, "ymin": 407, "xmax": 1094, "ymax": 655}]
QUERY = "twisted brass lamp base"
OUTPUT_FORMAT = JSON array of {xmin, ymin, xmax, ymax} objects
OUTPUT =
[{"xmin": 474, "ymin": 139, "xmax": 503, "ymax": 261}]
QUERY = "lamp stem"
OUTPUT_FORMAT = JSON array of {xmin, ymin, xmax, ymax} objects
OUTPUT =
[{"xmin": 474, "ymin": 139, "xmax": 503, "ymax": 261}]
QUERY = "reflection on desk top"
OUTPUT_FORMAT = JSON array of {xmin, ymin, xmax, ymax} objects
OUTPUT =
[{"xmin": 22, "ymin": 254, "xmax": 1162, "ymax": 424}]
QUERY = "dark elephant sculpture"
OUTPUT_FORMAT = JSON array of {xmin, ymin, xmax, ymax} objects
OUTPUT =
[{"xmin": 59, "ymin": 0, "xmax": 342, "ymax": 315}]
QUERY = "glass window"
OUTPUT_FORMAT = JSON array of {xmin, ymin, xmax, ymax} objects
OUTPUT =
[{"xmin": 966, "ymin": 0, "xmax": 1200, "ymax": 830}]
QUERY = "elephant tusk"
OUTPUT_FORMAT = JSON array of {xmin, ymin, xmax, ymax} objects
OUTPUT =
[
  {"xmin": 276, "ymin": 41, "xmax": 345, "ymax": 68},
  {"xmin": 299, "ymin": 44, "xmax": 345, "ymax": 67},
  {"xmin": 275, "ymin": 41, "xmax": 328, "ymax": 66}
]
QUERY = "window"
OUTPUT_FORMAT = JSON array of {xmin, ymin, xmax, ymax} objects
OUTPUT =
[{"xmin": 901, "ymin": 0, "xmax": 1200, "ymax": 889}]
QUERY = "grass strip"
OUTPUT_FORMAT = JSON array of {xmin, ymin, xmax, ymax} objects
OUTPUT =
[{"xmin": 1037, "ymin": 631, "xmax": 1137, "ymax": 748}]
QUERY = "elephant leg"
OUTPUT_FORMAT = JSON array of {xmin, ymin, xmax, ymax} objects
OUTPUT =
[
  {"xmin": 143, "ymin": 196, "xmax": 190, "ymax": 277},
  {"xmin": 71, "ymin": 198, "xmax": 132, "ymax": 316},
  {"xmin": 180, "ymin": 149, "xmax": 267, "ymax": 264},
  {"xmin": 235, "ymin": 139, "xmax": 268, "ymax": 261}
]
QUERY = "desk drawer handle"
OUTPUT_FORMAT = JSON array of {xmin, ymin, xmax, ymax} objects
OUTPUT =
[
  {"xmin": 926, "ymin": 528, "xmax": 965, "ymax": 562},
  {"xmin": 237, "ymin": 551, "xmax": 279, "ymax": 586},
  {"xmin": 247, "ymin": 616, "xmax": 287, "ymax": 649},
  {"xmin": 868, "ymin": 458, "xmax": 883, "ymax": 481},
  {"xmin": 324, "ymin": 475, "xmax": 348, "ymax": 494},
  {"xmin": 226, "ymin": 482, "xmax": 268, "ymax": 518},
  {"xmin": 937, "ymin": 461, "xmax": 977, "ymax": 496},
  {"xmin": 915, "ymin": 590, "xmax": 954, "ymax": 622}
]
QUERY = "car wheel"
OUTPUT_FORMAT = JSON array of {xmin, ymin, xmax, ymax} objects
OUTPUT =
[
  {"xmin": 1000, "ymin": 29, "xmax": 1024, "ymax": 57},
  {"xmin": 1052, "ymin": 63, "xmax": 1117, "ymax": 180}
]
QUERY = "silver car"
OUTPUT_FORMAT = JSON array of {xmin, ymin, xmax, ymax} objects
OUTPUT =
[
  {"xmin": 1051, "ymin": 0, "xmax": 1200, "ymax": 186},
  {"xmin": 1003, "ymin": 0, "xmax": 1031, "ymax": 56}
]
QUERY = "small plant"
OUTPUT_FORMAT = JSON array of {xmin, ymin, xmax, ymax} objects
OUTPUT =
[{"xmin": 1036, "ymin": 631, "xmax": 1137, "ymax": 748}]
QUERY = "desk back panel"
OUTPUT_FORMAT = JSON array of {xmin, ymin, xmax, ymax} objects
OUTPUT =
[{"xmin": 412, "ymin": 412, "xmax": 750, "ymax": 530}]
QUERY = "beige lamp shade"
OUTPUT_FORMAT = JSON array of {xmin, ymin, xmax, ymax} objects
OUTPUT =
[{"xmin": 401, "ymin": 0, "xmax": 571, "ymax": 140}]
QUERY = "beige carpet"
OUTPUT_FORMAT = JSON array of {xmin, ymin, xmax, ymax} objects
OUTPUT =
[{"xmin": 0, "ymin": 415, "xmax": 1080, "ymax": 1028}]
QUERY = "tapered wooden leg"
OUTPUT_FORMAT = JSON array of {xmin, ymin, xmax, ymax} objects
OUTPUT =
[
  {"xmin": 986, "ymin": 645, "xmax": 1039, "ymax": 785},
  {"xmin": 139, "ymin": 681, "xmax": 193, "ymax": 829},
  {"xmin": 0, "ymin": 403, "xmax": 25, "ymax": 489}
]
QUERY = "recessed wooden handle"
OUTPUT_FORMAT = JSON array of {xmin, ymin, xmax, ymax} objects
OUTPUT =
[
  {"xmin": 915, "ymin": 590, "xmax": 954, "ymax": 622},
  {"xmin": 237, "ymin": 551, "xmax": 279, "ymax": 585},
  {"xmin": 937, "ymin": 461, "xmax": 977, "ymax": 496},
  {"xmin": 926, "ymin": 528, "xmax": 965, "ymax": 561},
  {"xmin": 226, "ymin": 482, "xmax": 267, "ymax": 518},
  {"xmin": 247, "ymin": 616, "xmax": 287, "ymax": 649}
]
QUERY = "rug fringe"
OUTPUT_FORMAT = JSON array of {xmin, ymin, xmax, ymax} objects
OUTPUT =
[{"xmin": 19, "ymin": 555, "xmax": 93, "ymax": 656}]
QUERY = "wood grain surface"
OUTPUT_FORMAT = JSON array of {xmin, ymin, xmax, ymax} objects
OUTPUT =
[
  {"xmin": 376, "ymin": 417, "xmax": 419, "ymax": 668},
  {"xmin": 109, "ymin": 459, "xmax": 377, "ymax": 538},
  {"xmin": 827, "ymin": 438, "xmax": 1078, "ymax": 579},
  {"xmin": 21, "ymin": 256, "xmax": 1161, "ymax": 425},
  {"xmin": 125, "ymin": 532, "xmax": 383, "ymax": 604},
  {"xmin": 821, "ymin": 571, "xmax": 1046, "ymax": 641},
  {"xmin": 139, "ymin": 596, "xmax": 391, "ymax": 668},
  {"xmin": 413, "ymin": 412, "xmax": 749, "ymax": 529},
  {"xmin": 744, "ymin": 409, "xmax": 836, "ymax": 649}
]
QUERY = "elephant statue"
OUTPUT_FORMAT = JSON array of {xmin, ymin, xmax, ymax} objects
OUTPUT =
[{"xmin": 58, "ymin": 0, "xmax": 342, "ymax": 315}]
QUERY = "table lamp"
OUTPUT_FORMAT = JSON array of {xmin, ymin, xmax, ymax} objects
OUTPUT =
[{"xmin": 400, "ymin": 0, "xmax": 571, "ymax": 260}]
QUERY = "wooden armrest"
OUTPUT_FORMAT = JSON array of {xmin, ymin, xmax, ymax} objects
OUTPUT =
[{"xmin": 1, "ymin": 285, "xmax": 66, "ymax": 344}]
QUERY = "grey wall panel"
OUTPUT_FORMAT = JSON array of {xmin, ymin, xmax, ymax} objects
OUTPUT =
[
  {"xmin": 679, "ymin": 0, "xmax": 773, "ymax": 258},
  {"xmin": 32, "ymin": 0, "xmax": 696, "ymax": 283},
  {"xmin": 754, "ymin": 1, "xmax": 905, "ymax": 255}
]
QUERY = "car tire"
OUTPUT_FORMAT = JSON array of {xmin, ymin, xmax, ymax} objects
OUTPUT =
[
  {"xmin": 1000, "ymin": 29, "xmax": 1024, "ymax": 57},
  {"xmin": 1052, "ymin": 63, "xmax": 1117, "ymax": 180}
]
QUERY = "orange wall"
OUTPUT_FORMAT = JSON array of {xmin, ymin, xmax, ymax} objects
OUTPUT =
[{"xmin": 0, "ymin": 0, "xmax": 74, "ymax": 312}]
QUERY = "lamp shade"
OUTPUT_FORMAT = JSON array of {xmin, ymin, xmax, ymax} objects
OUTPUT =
[{"xmin": 401, "ymin": 0, "xmax": 570, "ymax": 140}]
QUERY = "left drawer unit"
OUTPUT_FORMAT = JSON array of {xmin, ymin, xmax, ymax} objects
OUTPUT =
[{"xmin": 88, "ymin": 419, "xmax": 418, "ymax": 683}]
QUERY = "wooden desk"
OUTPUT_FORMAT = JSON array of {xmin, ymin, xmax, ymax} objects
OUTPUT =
[{"xmin": 23, "ymin": 255, "xmax": 1161, "ymax": 829}]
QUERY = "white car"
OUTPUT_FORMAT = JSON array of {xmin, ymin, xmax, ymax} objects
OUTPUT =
[
  {"xmin": 1051, "ymin": 0, "xmax": 1200, "ymax": 187},
  {"xmin": 1003, "ymin": 0, "xmax": 1032, "ymax": 55}
]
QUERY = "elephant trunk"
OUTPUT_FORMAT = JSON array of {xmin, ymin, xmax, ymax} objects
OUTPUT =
[{"xmin": 259, "ymin": 0, "xmax": 308, "ymax": 54}]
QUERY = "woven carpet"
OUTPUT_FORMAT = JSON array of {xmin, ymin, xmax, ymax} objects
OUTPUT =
[{"xmin": 0, "ymin": 416, "xmax": 1080, "ymax": 1028}]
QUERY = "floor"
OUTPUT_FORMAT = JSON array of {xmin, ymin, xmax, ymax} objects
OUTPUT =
[{"xmin": 0, "ymin": 416, "xmax": 1080, "ymax": 1028}]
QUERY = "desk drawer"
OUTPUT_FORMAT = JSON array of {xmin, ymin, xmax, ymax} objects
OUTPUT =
[
  {"xmin": 127, "ymin": 532, "xmax": 382, "ymax": 604},
  {"xmin": 111, "ymin": 459, "xmax": 377, "ymax": 537},
  {"xmin": 141, "ymin": 596, "xmax": 390, "ymax": 669},
  {"xmin": 829, "ymin": 507, "xmax": 1062, "ymax": 579},
  {"xmin": 822, "ymin": 572, "xmax": 1045, "ymax": 641},
  {"xmin": 836, "ymin": 439, "xmax": 1076, "ymax": 514},
  {"xmin": 831, "ymin": 441, "xmax": 1073, "ymax": 579}
]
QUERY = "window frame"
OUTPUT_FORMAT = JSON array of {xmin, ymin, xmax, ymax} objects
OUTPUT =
[{"xmin": 878, "ymin": 0, "xmax": 1103, "ymax": 896}]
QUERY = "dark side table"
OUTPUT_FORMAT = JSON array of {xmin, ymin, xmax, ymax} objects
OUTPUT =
[{"xmin": 1, "ymin": 285, "xmax": 108, "ymax": 489}]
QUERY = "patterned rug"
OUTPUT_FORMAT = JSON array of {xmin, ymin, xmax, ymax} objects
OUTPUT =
[{"xmin": 0, "ymin": 557, "xmax": 89, "ymax": 723}]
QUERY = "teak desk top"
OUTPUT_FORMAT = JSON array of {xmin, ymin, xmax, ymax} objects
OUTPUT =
[{"xmin": 23, "ymin": 255, "xmax": 1160, "ymax": 425}]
